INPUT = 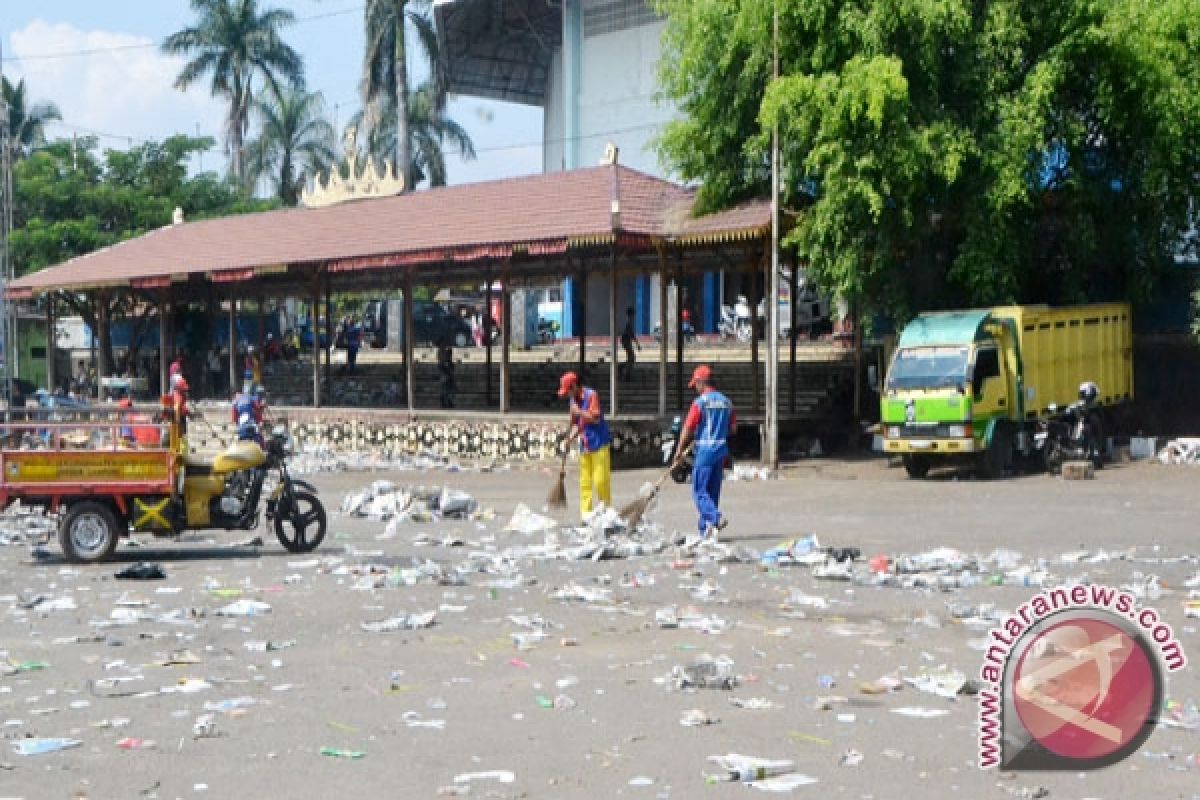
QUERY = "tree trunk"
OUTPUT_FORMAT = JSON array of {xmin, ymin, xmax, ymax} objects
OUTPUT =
[{"xmin": 394, "ymin": 2, "xmax": 411, "ymax": 191}]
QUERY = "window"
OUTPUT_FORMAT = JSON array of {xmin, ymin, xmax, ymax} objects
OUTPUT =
[{"xmin": 972, "ymin": 348, "xmax": 1000, "ymax": 396}]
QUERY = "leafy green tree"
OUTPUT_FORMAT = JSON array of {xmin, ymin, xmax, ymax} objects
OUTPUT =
[
  {"xmin": 163, "ymin": 0, "xmax": 305, "ymax": 184},
  {"xmin": 246, "ymin": 85, "xmax": 337, "ymax": 205},
  {"xmin": 347, "ymin": 81, "xmax": 475, "ymax": 188},
  {"xmin": 656, "ymin": 0, "xmax": 1200, "ymax": 321},
  {"xmin": 11, "ymin": 135, "xmax": 272, "ymax": 376},
  {"xmin": 2, "ymin": 76, "xmax": 61, "ymax": 162},
  {"xmin": 362, "ymin": 0, "xmax": 467, "ymax": 187}
]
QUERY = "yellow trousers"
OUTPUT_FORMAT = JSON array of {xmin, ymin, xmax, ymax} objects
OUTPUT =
[{"xmin": 578, "ymin": 445, "xmax": 612, "ymax": 518}]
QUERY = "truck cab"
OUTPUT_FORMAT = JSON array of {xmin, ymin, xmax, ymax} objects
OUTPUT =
[{"xmin": 880, "ymin": 311, "xmax": 1023, "ymax": 478}]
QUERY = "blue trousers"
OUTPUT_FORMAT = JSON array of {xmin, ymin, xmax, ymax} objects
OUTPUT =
[{"xmin": 691, "ymin": 462, "xmax": 724, "ymax": 533}]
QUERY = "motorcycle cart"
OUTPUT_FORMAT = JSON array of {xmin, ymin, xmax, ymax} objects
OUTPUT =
[{"xmin": 0, "ymin": 400, "xmax": 325, "ymax": 563}]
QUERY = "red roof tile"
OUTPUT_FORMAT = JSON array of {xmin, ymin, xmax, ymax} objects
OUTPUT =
[{"xmin": 9, "ymin": 165, "xmax": 767, "ymax": 295}]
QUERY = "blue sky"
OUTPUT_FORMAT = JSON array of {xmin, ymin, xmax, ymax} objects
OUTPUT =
[{"xmin": 1, "ymin": 0, "xmax": 545, "ymax": 185}]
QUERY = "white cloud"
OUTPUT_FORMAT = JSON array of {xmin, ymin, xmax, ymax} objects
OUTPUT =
[{"xmin": 9, "ymin": 20, "xmax": 226, "ymax": 153}]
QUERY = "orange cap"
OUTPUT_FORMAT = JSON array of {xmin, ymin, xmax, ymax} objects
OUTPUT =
[
  {"xmin": 688, "ymin": 365, "xmax": 712, "ymax": 388},
  {"xmin": 557, "ymin": 371, "xmax": 579, "ymax": 398}
]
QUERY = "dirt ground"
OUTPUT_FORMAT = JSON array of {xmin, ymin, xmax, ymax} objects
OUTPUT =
[{"xmin": 2, "ymin": 457, "xmax": 1198, "ymax": 799}]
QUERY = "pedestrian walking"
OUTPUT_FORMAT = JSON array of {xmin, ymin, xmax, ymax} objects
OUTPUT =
[
  {"xmin": 673, "ymin": 365, "xmax": 736, "ymax": 539},
  {"xmin": 559, "ymin": 371, "xmax": 612, "ymax": 518},
  {"xmin": 207, "ymin": 347, "xmax": 222, "ymax": 397},
  {"xmin": 438, "ymin": 338, "xmax": 456, "ymax": 408},
  {"xmin": 620, "ymin": 307, "xmax": 640, "ymax": 379}
]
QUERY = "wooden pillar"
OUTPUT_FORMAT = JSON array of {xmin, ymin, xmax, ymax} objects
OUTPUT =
[
  {"xmin": 484, "ymin": 267, "xmax": 494, "ymax": 407},
  {"xmin": 159, "ymin": 296, "xmax": 169, "ymax": 397},
  {"xmin": 310, "ymin": 288, "xmax": 321, "ymax": 407},
  {"xmin": 257, "ymin": 295, "xmax": 267, "ymax": 352},
  {"xmin": 657, "ymin": 249, "xmax": 668, "ymax": 416},
  {"xmin": 675, "ymin": 254, "xmax": 684, "ymax": 410},
  {"xmin": 323, "ymin": 277, "xmax": 332, "ymax": 388},
  {"xmin": 789, "ymin": 260, "xmax": 799, "ymax": 415},
  {"xmin": 751, "ymin": 251, "xmax": 762, "ymax": 418},
  {"xmin": 45, "ymin": 294, "xmax": 56, "ymax": 394},
  {"xmin": 228, "ymin": 298, "xmax": 238, "ymax": 393},
  {"xmin": 608, "ymin": 247, "xmax": 619, "ymax": 416},
  {"xmin": 577, "ymin": 258, "xmax": 588, "ymax": 377},
  {"xmin": 403, "ymin": 272, "xmax": 415, "ymax": 412},
  {"xmin": 500, "ymin": 269, "xmax": 512, "ymax": 413}
]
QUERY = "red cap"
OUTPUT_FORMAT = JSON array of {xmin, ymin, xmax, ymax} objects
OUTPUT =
[
  {"xmin": 175, "ymin": 378, "xmax": 190, "ymax": 392},
  {"xmin": 557, "ymin": 371, "xmax": 579, "ymax": 398},
  {"xmin": 688, "ymin": 365, "xmax": 712, "ymax": 388}
]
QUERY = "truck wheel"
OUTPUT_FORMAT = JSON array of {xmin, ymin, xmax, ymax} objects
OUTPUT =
[
  {"xmin": 978, "ymin": 424, "xmax": 1012, "ymax": 480},
  {"xmin": 59, "ymin": 501, "xmax": 121, "ymax": 563},
  {"xmin": 902, "ymin": 455, "xmax": 931, "ymax": 479},
  {"xmin": 273, "ymin": 490, "xmax": 327, "ymax": 553}
]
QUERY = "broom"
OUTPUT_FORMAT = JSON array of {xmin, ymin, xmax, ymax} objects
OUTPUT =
[
  {"xmin": 545, "ymin": 446, "xmax": 570, "ymax": 510},
  {"xmin": 620, "ymin": 444, "xmax": 692, "ymax": 530}
]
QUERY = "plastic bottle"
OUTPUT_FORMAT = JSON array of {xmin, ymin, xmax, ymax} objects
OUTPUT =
[{"xmin": 13, "ymin": 737, "xmax": 82, "ymax": 756}]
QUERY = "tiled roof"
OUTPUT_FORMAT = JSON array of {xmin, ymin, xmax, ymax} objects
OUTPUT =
[{"xmin": 8, "ymin": 164, "xmax": 768, "ymax": 296}]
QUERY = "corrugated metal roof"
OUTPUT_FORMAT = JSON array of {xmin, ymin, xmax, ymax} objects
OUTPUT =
[{"xmin": 8, "ymin": 164, "xmax": 770, "ymax": 296}]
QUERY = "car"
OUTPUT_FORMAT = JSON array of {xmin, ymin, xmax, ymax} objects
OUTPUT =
[{"xmin": 363, "ymin": 300, "xmax": 473, "ymax": 348}]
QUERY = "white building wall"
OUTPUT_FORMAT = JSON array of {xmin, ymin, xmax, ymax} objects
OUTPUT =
[{"xmin": 543, "ymin": 15, "xmax": 676, "ymax": 177}]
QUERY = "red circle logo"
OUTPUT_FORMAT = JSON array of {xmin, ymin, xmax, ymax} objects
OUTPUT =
[{"xmin": 1013, "ymin": 617, "xmax": 1156, "ymax": 761}]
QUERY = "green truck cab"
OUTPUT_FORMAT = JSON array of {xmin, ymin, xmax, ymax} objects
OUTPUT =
[{"xmin": 881, "ymin": 304, "xmax": 1133, "ymax": 479}]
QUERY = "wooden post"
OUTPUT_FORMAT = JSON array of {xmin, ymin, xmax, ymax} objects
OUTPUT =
[
  {"xmin": 228, "ymin": 298, "xmax": 238, "ymax": 394},
  {"xmin": 403, "ymin": 272, "xmax": 415, "ymax": 412},
  {"xmin": 500, "ymin": 269, "xmax": 512, "ymax": 413},
  {"xmin": 751, "ymin": 250, "xmax": 762, "ymax": 418},
  {"xmin": 484, "ymin": 267, "xmax": 493, "ymax": 406},
  {"xmin": 45, "ymin": 294, "xmax": 56, "ymax": 393},
  {"xmin": 159, "ymin": 296, "xmax": 169, "ymax": 397},
  {"xmin": 323, "ymin": 277, "xmax": 332, "ymax": 388},
  {"xmin": 257, "ymin": 295, "xmax": 266, "ymax": 351},
  {"xmin": 657, "ymin": 249, "xmax": 668, "ymax": 416},
  {"xmin": 608, "ymin": 247, "xmax": 619, "ymax": 416},
  {"xmin": 577, "ymin": 258, "xmax": 588, "ymax": 377},
  {"xmin": 789, "ymin": 259, "xmax": 799, "ymax": 415},
  {"xmin": 310, "ymin": 287, "xmax": 321, "ymax": 408},
  {"xmin": 675, "ymin": 254, "xmax": 684, "ymax": 410},
  {"xmin": 852, "ymin": 296, "xmax": 863, "ymax": 447}
]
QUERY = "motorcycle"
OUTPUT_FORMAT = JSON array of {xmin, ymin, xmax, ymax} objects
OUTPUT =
[
  {"xmin": 652, "ymin": 320, "xmax": 697, "ymax": 344},
  {"xmin": 1035, "ymin": 400, "xmax": 1104, "ymax": 474},
  {"xmin": 733, "ymin": 295, "xmax": 755, "ymax": 343},
  {"xmin": 718, "ymin": 305, "xmax": 739, "ymax": 341},
  {"xmin": 537, "ymin": 318, "xmax": 560, "ymax": 345},
  {"xmin": 661, "ymin": 415, "xmax": 693, "ymax": 483},
  {"xmin": 184, "ymin": 423, "xmax": 327, "ymax": 553}
]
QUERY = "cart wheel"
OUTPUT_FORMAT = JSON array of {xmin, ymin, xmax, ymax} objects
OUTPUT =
[
  {"xmin": 273, "ymin": 490, "xmax": 326, "ymax": 553},
  {"xmin": 59, "ymin": 501, "xmax": 121, "ymax": 563}
]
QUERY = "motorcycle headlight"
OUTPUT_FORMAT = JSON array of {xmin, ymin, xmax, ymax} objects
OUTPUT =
[
  {"xmin": 946, "ymin": 424, "xmax": 967, "ymax": 438},
  {"xmin": 887, "ymin": 426, "xmax": 901, "ymax": 438}
]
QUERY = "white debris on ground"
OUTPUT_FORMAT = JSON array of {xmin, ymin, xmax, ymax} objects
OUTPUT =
[
  {"xmin": 0, "ymin": 501, "xmax": 56, "ymax": 546},
  {"xmin": 1156, "ymin": 438, "xmax": 1200, "ymax": 465}
]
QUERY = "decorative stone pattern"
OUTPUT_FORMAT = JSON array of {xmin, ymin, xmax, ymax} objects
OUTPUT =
[{"xmin": 191, "ymin": 408, "xmax": 663, "ymax": 468}]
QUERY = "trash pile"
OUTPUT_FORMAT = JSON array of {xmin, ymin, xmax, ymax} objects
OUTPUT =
[
  {"xmin": 1156, "ymin": 438, "xmax": 1200, "ymax": 465},
  {"xmin": 0, "ymin": 501, "xmax": 55, "ymax": 546},
  {"xmin": 341, "ymin": 481, "xmax": 482, "ymax": 522},
  {"xmin": 291, "ymin": 445, "xmax": 489, "ymax": 476}
]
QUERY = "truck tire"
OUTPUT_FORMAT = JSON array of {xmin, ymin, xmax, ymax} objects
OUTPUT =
[
  {"xmin": 902, "ymin": 455, "xmax": 931, "ymax": 479},
  {"xmin": 59, "ymin": 501, "xmax": 122, "ymax": 563},
  {"xmin": 978, "ymin": 423, "xmax": 1012, "ymax": 480}
]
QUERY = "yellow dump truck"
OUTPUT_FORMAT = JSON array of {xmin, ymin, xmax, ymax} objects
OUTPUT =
[{"xmin": 880, "ymin": 303, "xmax": 1133, "ymax": 478}]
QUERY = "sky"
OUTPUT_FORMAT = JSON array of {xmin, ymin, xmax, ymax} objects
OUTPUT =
[{"xmin": 0, "ymin": 0, "xmax": 545, "ymax": 185}]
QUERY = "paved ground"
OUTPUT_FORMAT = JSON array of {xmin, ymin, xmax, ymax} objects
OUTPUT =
[{"xmin": 2, "ymin": 457, "xmax": 1198, "ymax": 799}]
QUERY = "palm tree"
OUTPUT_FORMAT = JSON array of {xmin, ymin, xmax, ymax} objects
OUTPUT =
[
  {"xmin": 246, "ymin": 86, "xmax": 336, "ymax": 206},
  {"xmin": 350, "ymin": 82, "xmax": 475, "ymax": 188},
  {"xmin": 2, "ymin": 77, "xmax": 61, "ymax": 161},
  {"xmin": 361, "ymin": 0, "xmax": 448, "ymax": 189},
  {"xmin": 162, "ymin": 0, "xmax": 305, "ymax": 184}
]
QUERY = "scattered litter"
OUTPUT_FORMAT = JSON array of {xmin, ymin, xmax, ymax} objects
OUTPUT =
[
  {"xmin": 453, "ymin": 770, "xmax": 515, "ymax": 785},
  {"xmin": 681, "ymin": 708, "xmax": 719, "ymax": 726},
  {"xmin": 673, "ymin": 655, "xmax": 737, "ymax": 690},
  {"xmin": 320, "ymin": 747, "xmax": 365, "ymax": 759},
  {"xmin": 360, "ymin": 611, "xmax": 437, "ymax": 633},
  {"xmin": 890, "ymin": 707, "xmax": 951, "ymax": 718},
  {"xmin": 12, "ymin": 737, "xmax": 82, "ymax": 756},
  {"xmin": 114, "ymin": 562, "xmax": 167, "ymax": 580},
  {"xmin": 215, "ymin": 599, "xmax": 271, "ymax": 617}
]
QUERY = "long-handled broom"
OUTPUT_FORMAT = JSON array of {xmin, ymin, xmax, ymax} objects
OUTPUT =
[
  {"xmin": 620, "ymin": 444, "xmax": 691, "ymax": 530},
  {"xmin": 545, "ymin": 446, "xmax": 570, "ymax": 510}
]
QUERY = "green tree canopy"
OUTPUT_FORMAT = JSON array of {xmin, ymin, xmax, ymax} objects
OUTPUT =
[
  {"xmin": 656, "ymin": 0, "xmax": 1200, "ymax": 320},
  {"xmin": 10, "ymin": 134, "xmax": 273, "ymax": 376}
]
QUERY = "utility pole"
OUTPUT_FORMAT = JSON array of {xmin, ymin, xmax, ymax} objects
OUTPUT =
[
  {"xmin": 766, "ymin": 1, "xmax": 781, "ymax": 469},
  {"xmin": 0, "ymin": 35, "xmax": 15, "ymax": 412}
]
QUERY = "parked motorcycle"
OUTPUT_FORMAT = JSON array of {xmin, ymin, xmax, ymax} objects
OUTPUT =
[
  {"xmin": 1035, "ymin": 382, "xmax": 1104, "ymax": 474},
  {"xmin": 661, "ymin": 415, "xmax": 693, "ymax": 483},
  {"xmin": 652, "ymin": 320, "xmax": 696, "ymax": 344},
  {"xmin": 718, "ymin": 305, "xmax": 739, "ymax": 341}
]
